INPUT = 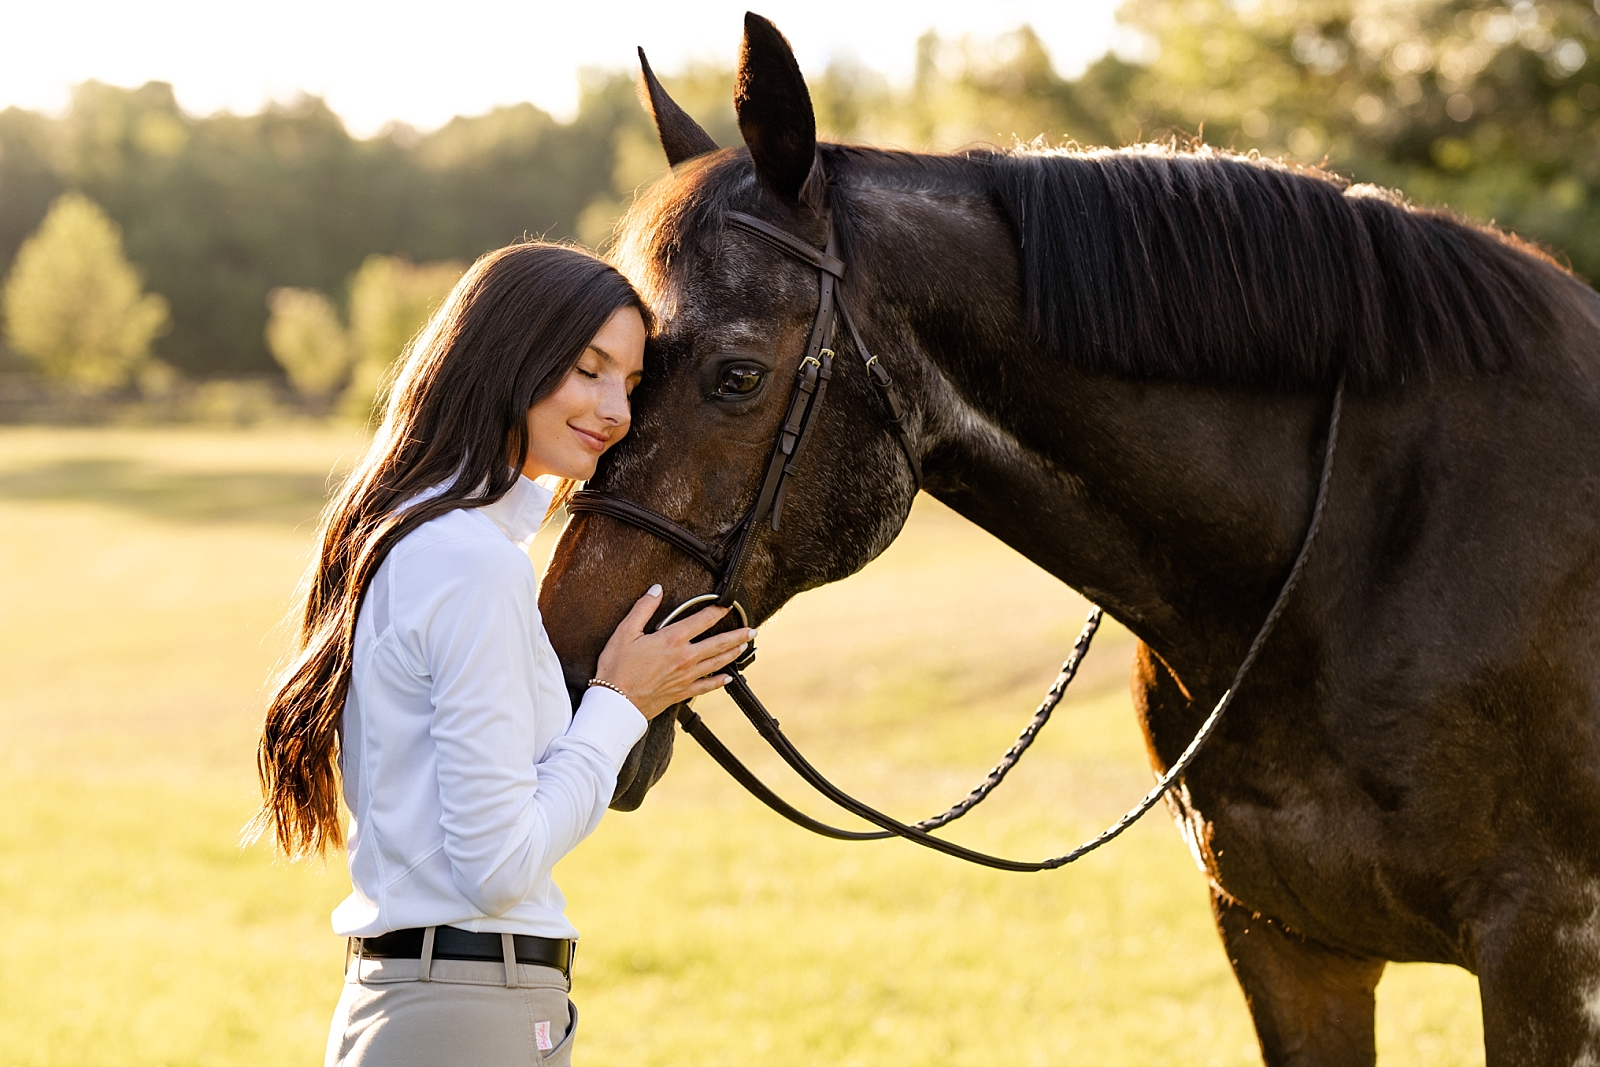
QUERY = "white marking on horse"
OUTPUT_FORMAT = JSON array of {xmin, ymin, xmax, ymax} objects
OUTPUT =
[{"xmin": 1166, "ymin": 782, "xmax": 1217, "ymax": 877}]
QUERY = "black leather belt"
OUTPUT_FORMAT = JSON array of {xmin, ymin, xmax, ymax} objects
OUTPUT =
[{"xmin": 353, "ymin": 926, "xmax": 575, "ymax": 977}]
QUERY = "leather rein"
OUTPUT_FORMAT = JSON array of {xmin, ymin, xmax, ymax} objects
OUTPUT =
[{"xmin": 569, "ymin": 208, "xmax": 1347, "ymax": 872}]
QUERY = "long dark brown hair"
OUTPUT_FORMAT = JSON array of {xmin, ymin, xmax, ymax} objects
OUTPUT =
[{"xmin": 253, "ymin": 241, "xmax": 647, "ymax": 858}]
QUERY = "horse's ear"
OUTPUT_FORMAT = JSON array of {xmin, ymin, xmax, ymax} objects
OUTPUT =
[
  {"xmin": 638, "ymin": 47, "xmax": 718, "ymax": 167},
  {"xmin": 735, "ymin": 12, "xmax": 819, "ymax": 203}
]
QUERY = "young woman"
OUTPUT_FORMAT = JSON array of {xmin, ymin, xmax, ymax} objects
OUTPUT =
[{"xmin": 253, "ymin": 241, "xmax": 751, "ymax": 1066}]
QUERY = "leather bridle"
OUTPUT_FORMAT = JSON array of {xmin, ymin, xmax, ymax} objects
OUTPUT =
[
  {"xmin": 568, "ymin": 204, "xmax": 1347, "ymax": 872},
  {"xmin": 569, "ymin": 209, "xmax": 919, "ymax": 644}
]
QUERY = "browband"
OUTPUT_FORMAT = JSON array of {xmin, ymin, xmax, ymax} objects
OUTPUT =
[{"xmin": 726, "ymin": 211, "xmax": 846, "ymax": 279}]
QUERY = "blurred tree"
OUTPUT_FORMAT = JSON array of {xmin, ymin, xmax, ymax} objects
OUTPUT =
[
  {"xmin": 0, "ymin": 108, "xmax": 65, "ymax": 289},
  {"xmin": 6, "ymin": 10, "xmax": 1600, "ymax": 385},
  {"xmin": 0, "ymin": 78, "xmax": 626, "ymax": 379},
  {"xmin": 264, "ymin": 287, "xmax": 352, "ymax": 403},
  {"xmin": 341, "ymin": 255, "xmax": 463, "ymax": 422},
  {"xmin": 1, "ymin": 191, "xmax": 169, "ymax": 393},
  {"xmin": 845, "ymin": 28, "xmax": 1130, "ymax": 149}
]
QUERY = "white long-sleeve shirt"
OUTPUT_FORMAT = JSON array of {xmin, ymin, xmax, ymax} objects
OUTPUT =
[{"xmin": 332, "ymin": 474, "xmax": 647, "ymax": 939}]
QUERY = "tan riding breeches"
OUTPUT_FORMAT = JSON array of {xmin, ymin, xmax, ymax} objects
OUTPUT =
[{"xmin": 325, "ymin": 939, "xmax": 576, "ymax": 1067}]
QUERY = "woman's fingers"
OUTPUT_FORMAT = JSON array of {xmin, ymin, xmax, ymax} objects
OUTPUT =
[
  {"xmin": 661, "ymin": 602, "xmax": 731, "ymax": 641},
  {"xmin": 687, "ymin": 628, "xmax": 755, "ymax": 672},
  {"xmin": 683, "ymin": 673, "xmax": 732, "ymax": 698},
  {"xmin": 616, "ymin": 583, "xmax": 664, "ymax": 638}
]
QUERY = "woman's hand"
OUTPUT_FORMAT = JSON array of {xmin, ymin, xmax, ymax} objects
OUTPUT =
[{"xmin": 593, "ymin": 585, "xmax": 755, "ymax": 719}]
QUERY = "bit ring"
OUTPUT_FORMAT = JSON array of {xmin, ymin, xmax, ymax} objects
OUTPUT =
[{"xmin": 655, "ymin": 593, "xmax": 750, "ymax": 632}]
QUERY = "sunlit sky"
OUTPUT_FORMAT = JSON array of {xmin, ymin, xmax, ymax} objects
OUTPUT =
[{"xmin": 2, "ymin": 0, "xmax": 1129, "ymax": 137}]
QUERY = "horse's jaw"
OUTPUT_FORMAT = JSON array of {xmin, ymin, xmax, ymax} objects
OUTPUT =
[{"xmin": 609, "ymin": 708, "xmax": 678, "ymax": 810}]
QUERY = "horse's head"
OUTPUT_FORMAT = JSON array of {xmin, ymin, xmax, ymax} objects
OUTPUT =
[{"xmin": 539, "ymin": 14, "xmax": 923, "ymax": 808}]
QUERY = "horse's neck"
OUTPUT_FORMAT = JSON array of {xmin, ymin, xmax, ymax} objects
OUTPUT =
[
  {"xmin": 864, "ymin": 182, "xmax": 1329, "ymax": 668},
  {"xmin": 931, "ymin": 373, "xmax": 1325, "ymax": 655}
]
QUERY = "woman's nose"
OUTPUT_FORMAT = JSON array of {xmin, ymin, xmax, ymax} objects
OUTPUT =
[{"xmin": 596, "ymin": 380, "xmax": 631, "ymax": 425}]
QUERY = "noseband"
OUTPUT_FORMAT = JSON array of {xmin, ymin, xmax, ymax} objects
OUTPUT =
[{"xmin": 568, "ymin": 205, "xmax": 1348, "ymax": 872}]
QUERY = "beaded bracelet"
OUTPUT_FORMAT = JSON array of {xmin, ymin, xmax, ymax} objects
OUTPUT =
[{"xmin": 586, "ymin": 678, "xmax": 629, "ymax": 701}]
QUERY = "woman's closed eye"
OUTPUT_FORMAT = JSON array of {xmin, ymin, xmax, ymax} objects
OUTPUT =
[{"xmin": 575, "ymin": 366, "xmax": 600, "ymax": 380}]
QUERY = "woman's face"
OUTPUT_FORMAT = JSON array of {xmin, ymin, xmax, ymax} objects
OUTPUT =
[{"xmin": 522, "ymin": 306, "xmax": 646, "ymax": 481}]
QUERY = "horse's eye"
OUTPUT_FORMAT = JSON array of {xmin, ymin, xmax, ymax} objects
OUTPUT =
[{"xmin": 715, "ymin": 365, "xmax": 764, "ymax": 397}]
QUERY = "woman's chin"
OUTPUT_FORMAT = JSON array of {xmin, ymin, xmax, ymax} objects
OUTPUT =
[
  {"xmin": 562, "ymin": 456, "xmax": 601, "ymax": 481},
  {"xmin": 528, "ymin": 448, "xmax": 600, "ymax": 482}
]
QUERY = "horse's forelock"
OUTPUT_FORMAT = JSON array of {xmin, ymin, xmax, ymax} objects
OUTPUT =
[{"xmin": 613, "ymin": 152, "xmax": 761, "ymax": 327}]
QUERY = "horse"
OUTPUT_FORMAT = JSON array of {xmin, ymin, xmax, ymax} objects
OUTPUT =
[{"xmin": 538, "ymin": 14, "xmax": 1600, "ymax": 1064}]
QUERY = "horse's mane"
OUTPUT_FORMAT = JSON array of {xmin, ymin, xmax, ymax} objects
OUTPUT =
[
  {"xmin": 622, "ymin": 142, "xmax": 1572, "ymax": 389},
  {"xmin": 973, "ymin": 143, "xmax": 1569, "ymax": 387}
]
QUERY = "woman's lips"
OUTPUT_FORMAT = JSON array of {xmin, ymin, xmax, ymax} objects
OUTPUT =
[{"xmin": 570, "ymin": 424, "xmax": 608, "ymax": 451}]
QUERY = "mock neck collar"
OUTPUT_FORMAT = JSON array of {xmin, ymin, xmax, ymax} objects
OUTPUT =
[{"xmin": 478, "ymin": 472, "xmax": 552, "ymax": 549}]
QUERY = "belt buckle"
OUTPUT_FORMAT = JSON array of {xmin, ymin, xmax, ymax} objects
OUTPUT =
[{"xmin": 565, "ymin": 939, "xmax": 577, "ymax": 981}]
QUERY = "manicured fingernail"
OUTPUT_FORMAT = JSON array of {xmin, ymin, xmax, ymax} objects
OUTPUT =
[
  {"xmin": 747, "ymin": 628, "xmax": 758, "ymax": 639},
  {"xmin": 737, "ymin": 642, "xmax": 749, "ymax": 653},
  {"xmin": 647, "ymin": 584, "xmax": 662, "ymax": 597}
]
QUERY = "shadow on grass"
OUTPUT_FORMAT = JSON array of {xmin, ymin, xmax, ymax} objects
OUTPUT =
[{"xmin": 0, "ymin": 458, "xmax": 334, "ymax": 525}]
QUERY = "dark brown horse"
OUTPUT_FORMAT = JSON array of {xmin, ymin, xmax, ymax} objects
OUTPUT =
[{"xmin": 540, "ymin": 15, "xmax": 1600, "ymax": 1064}]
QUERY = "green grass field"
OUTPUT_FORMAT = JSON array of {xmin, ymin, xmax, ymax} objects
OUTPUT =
[{"xmin": 0, "ymin": 426, "xmax": 1485, "ymax": 1066}]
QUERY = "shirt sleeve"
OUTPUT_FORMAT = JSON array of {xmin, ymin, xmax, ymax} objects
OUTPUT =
[{"xmin": 408, "ymin": 536, "xmax": 647, "ymax": 918}]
